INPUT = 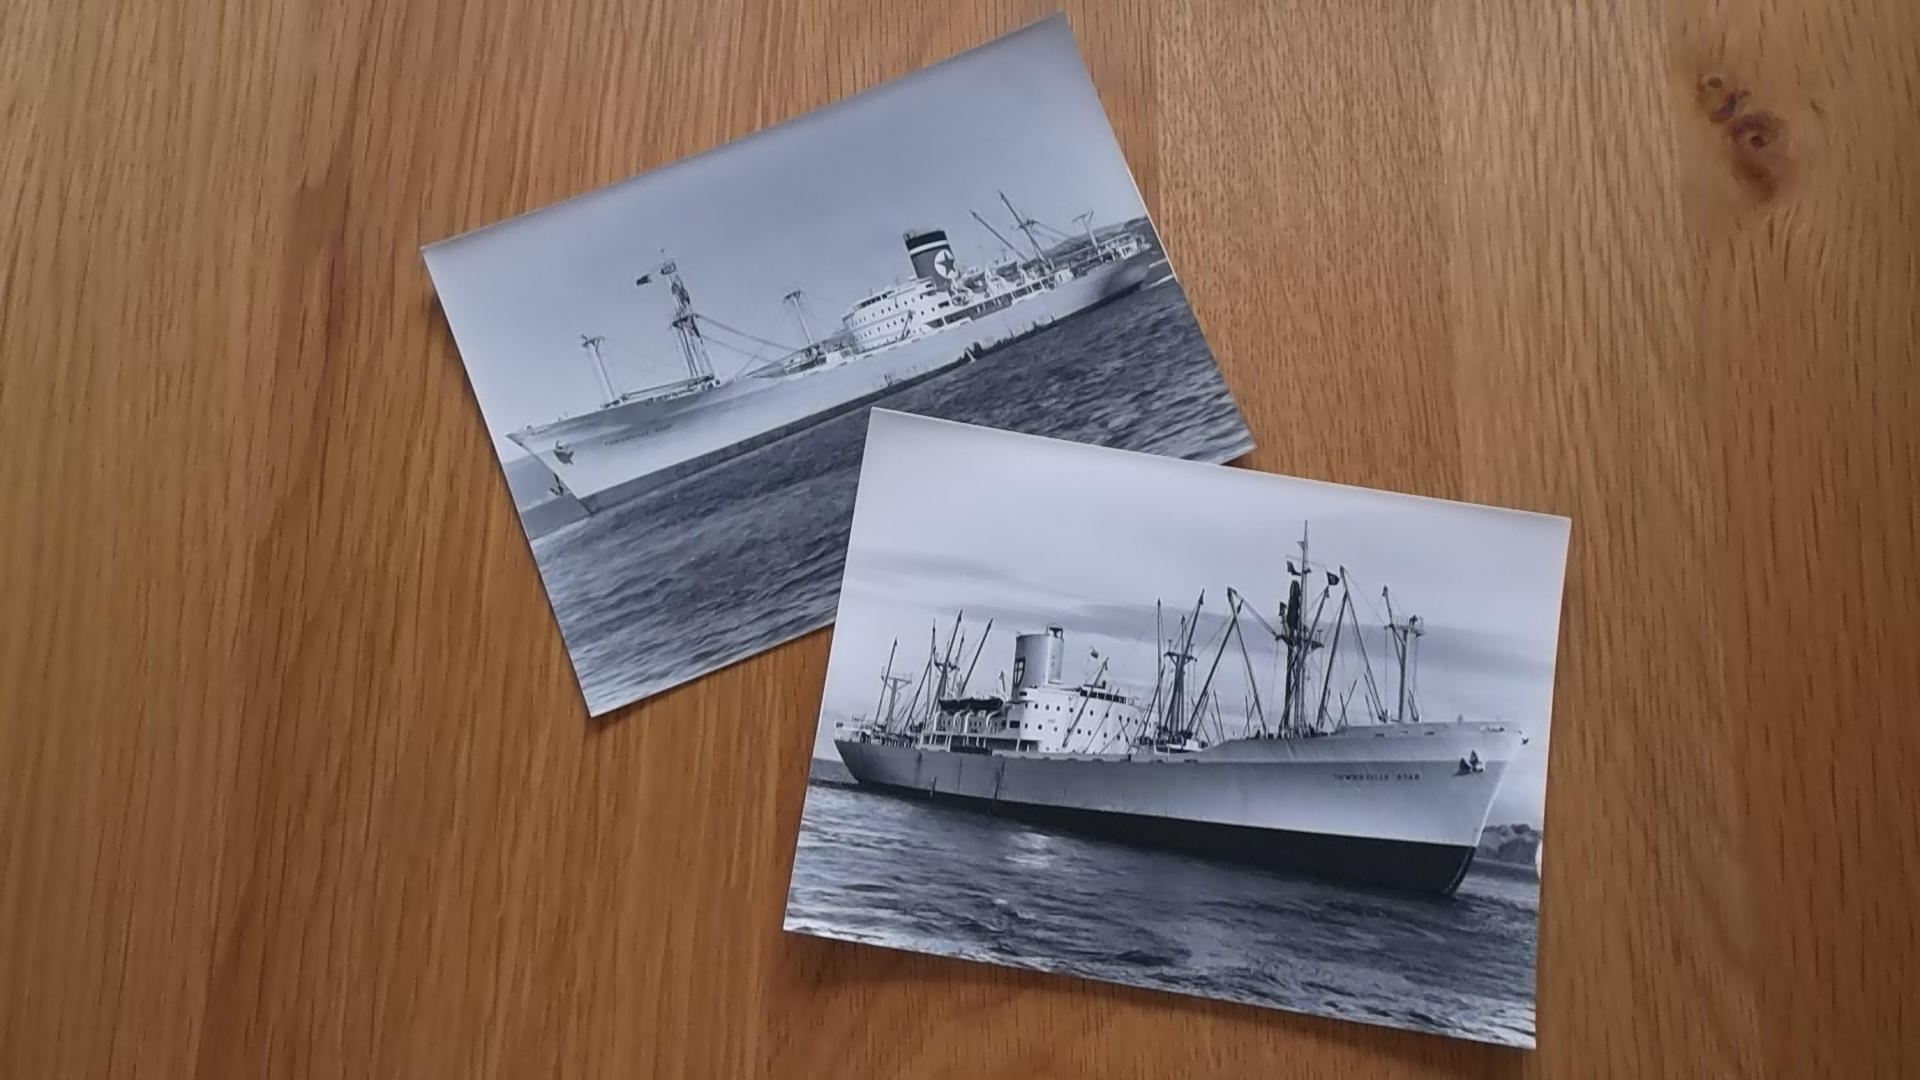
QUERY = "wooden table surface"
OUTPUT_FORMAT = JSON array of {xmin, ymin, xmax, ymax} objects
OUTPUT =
[{"xmin": 4, "ymin": 0, "xmax": 1916, "ymax": 1076}]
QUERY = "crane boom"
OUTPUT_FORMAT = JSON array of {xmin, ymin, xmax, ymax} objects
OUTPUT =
[
  {"xmin": 999, "ymin": 190, "xmax": 1049, "ymax": 264},
  {"xmin": 970, "ymin": 210, "xmax": 1024, "ymax": 261}
]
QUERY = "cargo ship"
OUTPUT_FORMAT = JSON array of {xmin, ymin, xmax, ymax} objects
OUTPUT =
[
  {"xmin": 508, "ymin": 197, "xmax": 1157, "ymax": 527},
  {"xmin": 830, "ymin": 527, "xmax": 1526, "ymax": 897}
]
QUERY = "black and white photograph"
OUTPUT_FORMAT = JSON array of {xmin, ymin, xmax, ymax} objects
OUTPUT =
[
  {"xmin": 423, "ymin": 15, "xmax": 1253, "ymax": 715},
  {"xmin": 785, "ymin": 411, "xmax": 1571, "ymax": 1048}
]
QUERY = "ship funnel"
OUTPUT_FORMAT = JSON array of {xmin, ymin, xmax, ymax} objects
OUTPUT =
[
  {"xmin": 904, "ymin": 228, "xmax": 956, "ymax": 287},
  {"xmin": 1012, "ymin": 627, "xmax": 1065, "ymax": 690}
]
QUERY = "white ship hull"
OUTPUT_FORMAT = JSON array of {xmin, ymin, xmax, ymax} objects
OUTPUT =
[
  {"xmin": 835, "ymin": 721, "xmax": 1519, "ymax": 896},
  {"xmin": 510, "ymin": 254, "xmax": 1155, "ymax": 510}
]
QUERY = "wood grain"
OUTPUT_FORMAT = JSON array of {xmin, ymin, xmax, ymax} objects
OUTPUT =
[{"xmin": 2, "ymin": 0, "xmax": 1915, "ymax": 1076}]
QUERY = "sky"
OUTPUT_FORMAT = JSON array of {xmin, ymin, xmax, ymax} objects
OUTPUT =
[
  {"xmin": 424, "ymin": 16, "xmax": 1151, "ymax": 458},
  {"xmin": 816, "ymin": 412, "xmax": 1574, "ymax": 826}
]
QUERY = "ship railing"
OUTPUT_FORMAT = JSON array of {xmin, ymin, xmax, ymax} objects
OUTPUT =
[{"xmin": 621, "ymin": 373, "xmax": 720, "ymax": 404}]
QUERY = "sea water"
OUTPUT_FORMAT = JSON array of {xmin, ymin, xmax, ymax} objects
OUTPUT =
[{"xmin": 787, "ymin": 782, "xmax": 1540, "ymax": 1048}]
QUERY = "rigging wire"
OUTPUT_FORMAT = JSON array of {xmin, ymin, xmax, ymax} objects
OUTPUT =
[
  {"xmin": 1183, "ymin": 612, "xmax": 1239, "ymax": 741},
  {"xmin": 592, "ymin": 336, "xmax": 665, "ymax": 378},
  {"xmin": 1093, "ymin": 633, "xmax": 1152, "ymax": 755},
  {"xmin": 696, "ymin": 313, "xmax": 803, "ymax": 357},
  {"xmin": 1229, "ymin": 614, "xmax": 1269, "ymax": 736},
  {"xmin": 588, "ymin": 292, "xmax": 815, "ymax": 388},
  {"xmin": 1348, "ymin": 599, "xmax": 1389, "ymax": 723}
]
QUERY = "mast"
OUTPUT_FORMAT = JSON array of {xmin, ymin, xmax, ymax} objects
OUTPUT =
[
  {"xmin": 999, "ymin": 191, "xmax": 1049, "ymax": 267},
  {"xmin": 1188, "ymin": 591, "xmax": 1241, "ymax": 739},
  {"xmin": 1074, "ymin": 211, "xmax": 1097, "ymax": 258},
  {"xmin": 637, "ymin": 258, "xmax": 716, "ymax": 383},
  {"xmin": 1224, "ymin": 590, "xmax": 1269, "ymax": 736},
  {"xmin": 881, "ymin": 673, "xmax": 910, "ymax": 727},
  {"xmin": 1161, "ymin": 591, "xmax": 1203, "ymax": 744},
  {"xmin": 1147, "ymin": 600, "xmax": 1165, "ymax": 742},
  {"xmin": 1313, "ymin": 572, "xmax": 1350, "ymax": 730},
  {"xmin": 579, "ymin": 335, "xmax": 617, "ymax": 407},
  {"xmin": 957, "ymin": 618, "xmax": 994, "ymax": 696},
  {"xmin": 932, "ymin": 611, "xmax": 964, "ymax": 704},
  {"xmin": 1278, "ymin": 524, "xmax": 1310, "ymax": 735},
  {"xmin": 970, "ymin": 209, "xmax": 1025, "ymax": 264},
  {"xmin": 1163, "ymin": 619, "xmax": 1192, "ymax": 743},
  {"xmin": 894, "ymin": 644, "xmax": 931, "ymax": 734},
  {"xmin": 783, "ymin": 290, "xmax": 815, "ymax": 349},
  {"xmin": 872, "ymin": 638, "xmax": 898, "ymax": 725},
  {"xmin": 1383, "ymin": 587, "xmax": 1423, "ymax": 723},
  {"xmin": 901, "ymin": 622, "xmax": 938, "ymax": 730}
]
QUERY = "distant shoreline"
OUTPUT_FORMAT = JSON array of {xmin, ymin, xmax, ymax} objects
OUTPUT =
[
  {"xmin": 808, "ymin": 758, "xmax": 860, "ymax": 789},
  {"xmin": 1468, "ymin": 857, "xmax": 1539, "ymax": 881}
]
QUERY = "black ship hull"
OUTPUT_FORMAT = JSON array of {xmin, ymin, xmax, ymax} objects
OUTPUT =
[{"xmin": 852, "ymin": 778, "xmax": 1479, "ymax": 898}]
